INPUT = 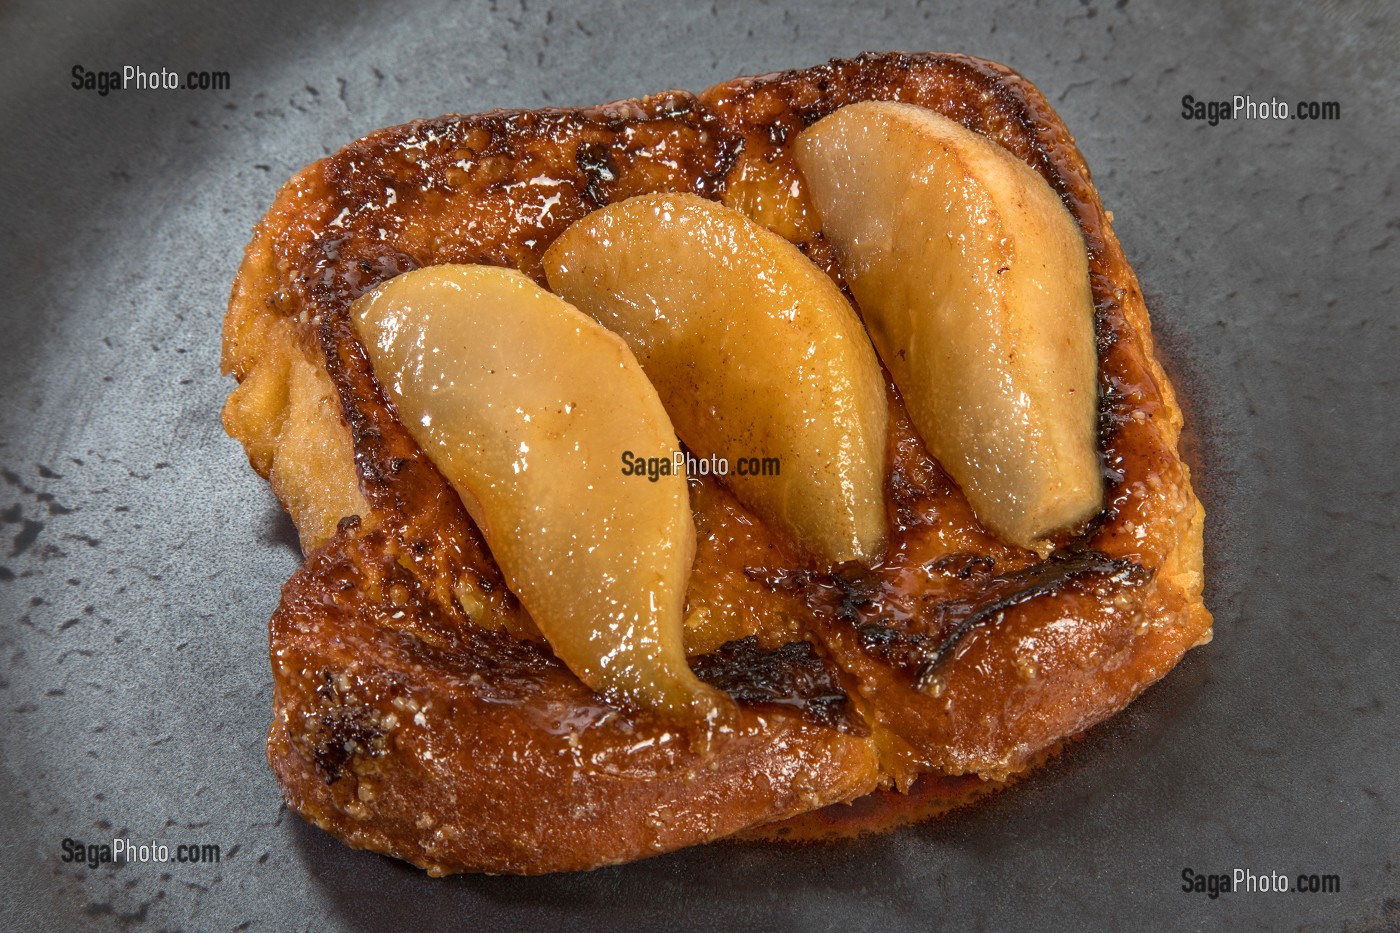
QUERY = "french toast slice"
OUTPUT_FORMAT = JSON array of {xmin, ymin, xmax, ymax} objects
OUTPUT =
[{"xmin": 222, "ymin": 52, "xmax": 1210, "ymax": 875}]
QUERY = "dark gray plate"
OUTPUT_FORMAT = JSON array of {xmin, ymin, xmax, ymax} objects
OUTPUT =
[{"xmin": 2, "ymin": 0, "xmax": 1396, "ymax": 929}]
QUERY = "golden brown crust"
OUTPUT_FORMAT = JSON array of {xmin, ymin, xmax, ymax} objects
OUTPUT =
[
  {"xmin": 221, "ymin": 176, "xmax": 370, "ymax": 552},
  {"xmin": 222, "ymin": 52, "xmax": 1210, "ymax": 874},
  {"xmin": 699, "ymin": 54, "xmax": 1210, "ymax": 782},
  {"xmin": 270, "ymin": 528, "xmax": 878, "ymax": 875}
]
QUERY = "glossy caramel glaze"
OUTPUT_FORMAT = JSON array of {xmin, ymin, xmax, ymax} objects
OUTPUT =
[
  {"xmin": 222, "ymin": 53, "xmax": 1210, "ymax": 874},
  {"xmin": 739, "ymin": 737, "xmax": 1078, "ymax": 844}
]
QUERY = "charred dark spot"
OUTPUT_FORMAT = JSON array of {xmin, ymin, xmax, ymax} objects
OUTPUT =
[
  {"xmin": 336, "ymin": 514, "xmax": 362, "ymax": 534},
  {"xmin": 752, "ymin": 547, "xmax": 1148, "ymax": 693},
  {"xmin": 745, "ymin": 565, "xmax": 880, "ymax": 624},
  {"xmin": 309, "ymin": 671, "xmax": 387, "ymax": 784},
  {"xmin": 1094, "ymin": 293, "xmax": 1125, "ymax": 355},
  {"xmin": 930, "ymin": 552, "xmax": 996, "ymax": 581},
  {"xmin": 888, "ymin": 462, "xmax": 929, "ymax": 530},
  {"xmin": 832, "ymin": 574, "xmax": 879, "ymax": 623},
  {"xmin": 704, "ymin": 135, "xmax": 746, "ymax": 197},
  {"xmin": 913, "ymin": 549, "xmax": 1151, "ymax": 689},
  {"xmin": 575, "ymin": 142, "xmax": 618, "ymax": 207},
  {"xmin": 692, "ymin": 636, "xmax": 865, "ymax": 734},
  {"xmin": 1096, "ymin": 373, "xmax": 1135, "ymax": 485},
  {"xmin": 857, "ymin": 622, "xmax": 934, "ymax": 670},
  {"xmin": 311, "ymin": 708, "xmax": 384, "ymax": 784}
]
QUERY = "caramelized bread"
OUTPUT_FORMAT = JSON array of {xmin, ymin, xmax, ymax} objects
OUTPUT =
[{"xmin": 222, "ymin": 52, "xmax": 1210, "ymax": 875}]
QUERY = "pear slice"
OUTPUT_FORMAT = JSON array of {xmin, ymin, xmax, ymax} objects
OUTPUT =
[
  {"xmin": 794, "ymin": 101, "xmax": 1103, "ymax": 551},
  {"xmin": 543, "ymin": 192, "xmax": 889, "ymax": 564},
  {"xmin": 351, "ymin": 264, "xmax": 726, "ymax": 724}
]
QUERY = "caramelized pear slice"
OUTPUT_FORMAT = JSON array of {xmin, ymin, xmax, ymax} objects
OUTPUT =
[
  {"xmin": 544, "ymin": 193, "xmax": 888, "ymax": 564},
  {"xmin": 351, "ymin": 264, "xmax": 725, "ymax": 723},
  {"xmin": 795, "ymin": 101, "xmax": 1103, "ymax": 551}
]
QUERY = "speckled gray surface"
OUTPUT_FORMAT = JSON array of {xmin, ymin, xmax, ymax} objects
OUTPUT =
[{"xmin": 1, "ymin": 0, "xmax": 1397, "ymax": 929}]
